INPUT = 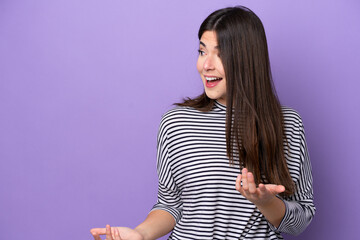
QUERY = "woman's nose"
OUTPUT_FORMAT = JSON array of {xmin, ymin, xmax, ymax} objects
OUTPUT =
[{"xmin": 203, "ymin": 56, "xmax": 215, "ymax": 71}]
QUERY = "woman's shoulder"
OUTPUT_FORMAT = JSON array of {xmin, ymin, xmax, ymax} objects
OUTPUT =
[
  {"xmin": 281, "ymin": 106, "xmax": 306, "ymax": 140},
  {"xmin": 161, "ymin": 105, "xmax": 200, "ymax": 120},
  {"xmin": 281, "ymin": 106, "xmax": 304, "ymax": 127},
  {"xmin": 158, "ymin": 106, "xmax": 201, "ymax": 130},
  {"xmin": 158, "ymin": 104, "xmax": 224, "ymax": 132}
]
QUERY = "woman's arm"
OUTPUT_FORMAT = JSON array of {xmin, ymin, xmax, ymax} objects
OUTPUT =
[
  {"xmin": 134, "ymin": 209, "xmax": 175, "ymax": 240},
  {"xmin": 91, "ymin": 113, "xmax": 183, "ymax": 240},
  {"xmin": 235, "ymin": 111, "xmax": 315, "ymax": 235}
]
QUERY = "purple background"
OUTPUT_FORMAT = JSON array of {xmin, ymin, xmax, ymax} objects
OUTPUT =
[{"xmin": 1, "ymin": 0, "xmax": 359, "ymax": 239}]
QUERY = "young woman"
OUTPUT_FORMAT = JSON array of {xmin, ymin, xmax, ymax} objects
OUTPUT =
[{"xmin": 91, "ymin": 6, "xmax": 315, "ymax": 240}]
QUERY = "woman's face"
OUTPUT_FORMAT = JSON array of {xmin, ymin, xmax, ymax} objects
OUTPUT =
[{"xmin": 197, "ymin": 31, "xmax": 226, "ymax": 105}]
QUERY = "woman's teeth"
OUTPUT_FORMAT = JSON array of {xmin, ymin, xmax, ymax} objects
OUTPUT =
[{"xmin": 205, "ymin": 77, "xmax": 222, "ymax": 82}]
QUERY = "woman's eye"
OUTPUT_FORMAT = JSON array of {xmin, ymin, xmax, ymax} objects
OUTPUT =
[{"xmin": 198, "ymin": 50, "xmax": 205, "ymax": 56}]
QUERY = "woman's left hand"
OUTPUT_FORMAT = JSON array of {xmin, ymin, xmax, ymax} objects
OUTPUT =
[
  {"xmin": 91, "ymin": 224, "xmax": 143, "ymax": 240},
  {"xmin": 235, "ymin": 168, "xmax": 285, "ymax": 207}
]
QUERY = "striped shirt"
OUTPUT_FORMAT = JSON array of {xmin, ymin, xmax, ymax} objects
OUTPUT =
[{"xmin": 151, "ymin": 101, "xmax": 315, "ymax": 239}]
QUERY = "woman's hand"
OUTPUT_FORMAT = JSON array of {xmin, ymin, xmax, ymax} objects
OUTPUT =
[
  {"xmin": 90, "ymin": 224, "xmax": 144, "ymax": 240},
  {"xmin": 235, "ymin": 168, "xmax": 285, "ymax": 207},
  {"xmin": 235, "ymin": 168, "xmax": 287, "ymax": 227}
]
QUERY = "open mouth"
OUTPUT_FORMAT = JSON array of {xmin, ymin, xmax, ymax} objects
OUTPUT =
[
  {"xmin": 204, "ymin": 76, "xmax": 223, "ymax": 88},
  {"xmin": 205, "ymin": 76, "xmax": 223, "ymax": 82}
]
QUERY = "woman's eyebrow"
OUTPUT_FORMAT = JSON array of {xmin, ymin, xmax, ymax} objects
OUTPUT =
[{"xmin": 199, "ymin": 41, "xmax": 219, "ymax": 49}]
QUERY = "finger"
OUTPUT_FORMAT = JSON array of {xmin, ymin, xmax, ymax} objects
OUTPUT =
[
  {"xmin": 92, "ymin": 234, "xmax": 102, "ymax": 240},
  {"xmin": 257, "ymin": 183, "xmax": 267, "ymax": 198},
  {"xmin": 236, "ymin": 175, "xmax": 246, "ymax": 196},
  {"xmin": 258, "ymin": 183, "xmax": 266, "ymax": 192},
  {"xmin": 241, "ymin": 168, "xmax": 249, "ymax": 191},
  {"xmin": 106, "ymin": 225, "xmax": 113, "ymax": 240},
  {"xmin": 247, "ymin": 172, "xmax": 257, "ymax": 194},
  {"xmin": 266, "ymin": 184, "xmax": 286, "ymax": 195},
  {"xmin": 90, "ymin": 231, "xmax": 102, "ymax": 240},
  {"xmin": 91, "ymin": 228, "xmax": 106, "ymax": 235},
  {"xmin": 90, "ymin": 228, "xmax": 106, "ymax": 240},
  {"xmin": 276, "ymin": 185, "xmax": 285, "ymax": 194},
  {"xmin": 111, "ymin": 227, "xmax": 116, "ymax": 239},
  {"xmin": 114, "ymin": 227, "xmax": 122, "ymax": 240}
]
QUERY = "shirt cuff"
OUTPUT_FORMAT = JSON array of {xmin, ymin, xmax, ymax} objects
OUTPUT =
[
  {"xmin": 267, "ymin": 195, "xmax": 289, "ymax": 233},
  {"xmin": 151, "ymin": 203, "xmax": 182, "ymax": 223}
]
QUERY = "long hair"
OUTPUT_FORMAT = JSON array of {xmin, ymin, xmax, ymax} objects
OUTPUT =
[{"xmin": 177, "ymin": 6, "xmax": 295, "ymax": 196}]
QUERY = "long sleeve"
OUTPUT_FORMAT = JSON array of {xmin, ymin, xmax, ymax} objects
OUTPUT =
[
  {"xmin": 269, "ymin": 109, "xmax": 316, "ymax": 235},
  {"xmin": 149, "ymin": 106, "xmax": 315, "ymax": 239},
  {"xmin": 151, "ymin": 116, "xmax": 183, "ymax": 223}
]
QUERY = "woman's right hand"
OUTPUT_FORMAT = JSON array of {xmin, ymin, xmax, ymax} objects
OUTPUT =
[{"xmin": 90, "ymin": 224, "xmax": 144, "ymax": 240}]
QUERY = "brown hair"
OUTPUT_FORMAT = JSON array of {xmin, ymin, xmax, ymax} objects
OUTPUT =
[{"xmin": 177, "ymin": 6, "xmax": 295, "ymax": 195}]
